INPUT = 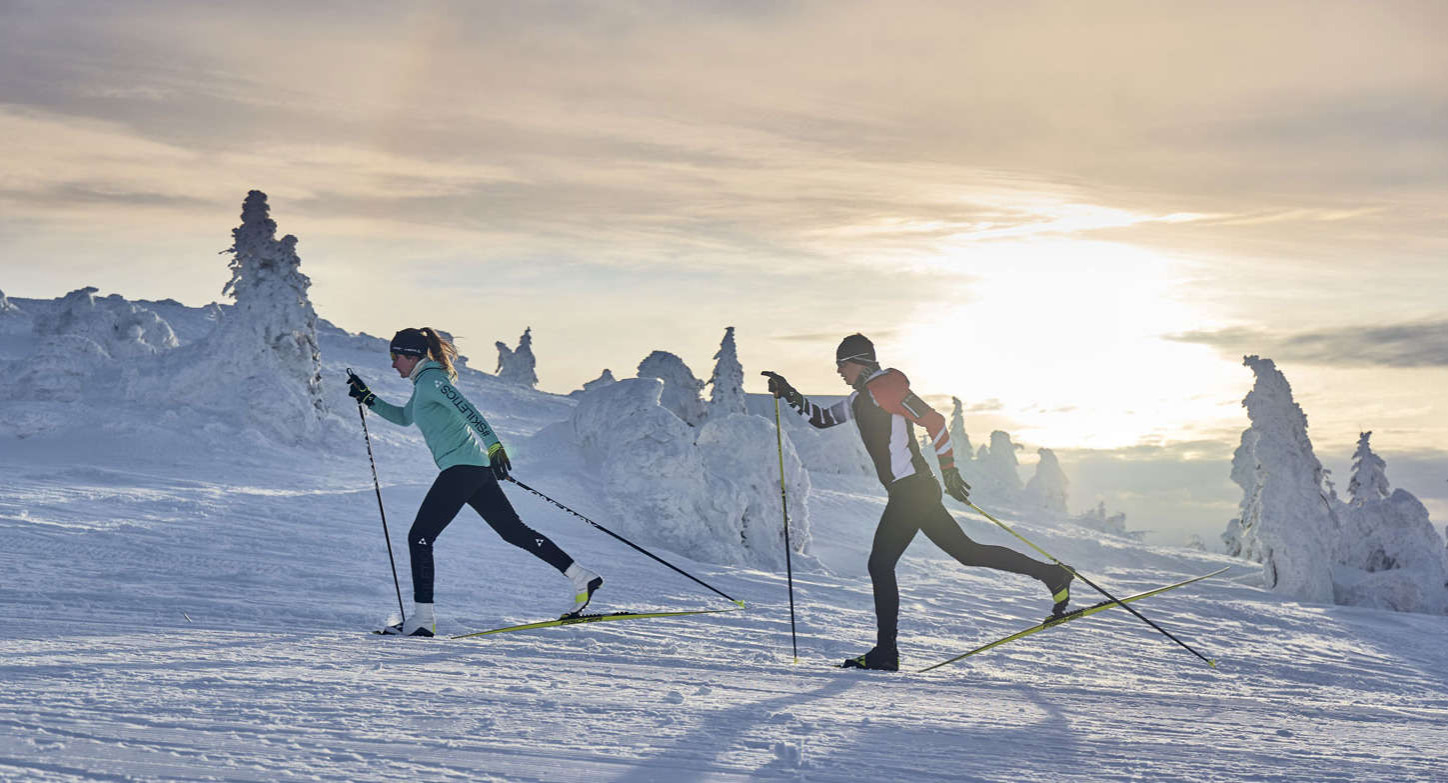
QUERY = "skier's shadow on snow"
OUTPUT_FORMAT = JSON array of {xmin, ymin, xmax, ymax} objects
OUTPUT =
[{"xmin": 609, "ymin": 673, "xmax": 1079, "ymax": 782}]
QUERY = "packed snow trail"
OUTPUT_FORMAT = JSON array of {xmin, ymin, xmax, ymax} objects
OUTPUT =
[{"xmin": 3, "ymin": 452, "xmax": 1446, "ymax": 782}]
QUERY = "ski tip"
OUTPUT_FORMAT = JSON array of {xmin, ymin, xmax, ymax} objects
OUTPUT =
[
  {"xmin": 734, "ymin": 600, "xmax": 747, "ymax": 609},
  {"xmin": 1208, "ymin": 659, "xmax": 1218, "ymax": 669}
]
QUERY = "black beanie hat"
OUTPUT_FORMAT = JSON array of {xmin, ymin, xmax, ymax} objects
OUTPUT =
[
  {"xmin": 835, "ymin": 333, "xmax": 876, "ymax": 365},
  {"xmin": 390, "ymin": 328, "xmax": 429, "ymax": 357}
]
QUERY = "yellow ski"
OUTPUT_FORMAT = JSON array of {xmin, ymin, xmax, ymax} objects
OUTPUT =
[
  {"xmin": 919, "ymin": 567, "xmax": 1228, "ymax": 673},
  {"xmin": 450, "ymin": 606, "xmax": 745, "ymax": 639}
]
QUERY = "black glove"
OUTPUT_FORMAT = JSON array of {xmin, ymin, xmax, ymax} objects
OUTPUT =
[
  {"xmin": 487, "ymin": 443, "xmax": 512, "ymax": 481},
  {"xmin": 346, "ymin": 370, "xmax": 376, "ymax": 407},
  {"xmin": 760, "ymin": 371, "xmax": 803, "ymax": 408},
  {"xmin": 941, "ymin": 465, "xmax": 971, "ymax": 504}
]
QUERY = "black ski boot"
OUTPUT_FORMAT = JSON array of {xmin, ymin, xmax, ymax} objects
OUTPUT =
[
  {"xmin": 1045, "ymin": 564, "xmax": 1074, "ymax": 617},
  {"xmin": 840, "ymin": 646, "xmax": 899, "ymax": 671}
]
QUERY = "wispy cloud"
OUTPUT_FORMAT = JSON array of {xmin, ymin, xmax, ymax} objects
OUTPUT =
[
  {"xmin": 771, "ymin": 329, "xmax": 901, "ymax": 344},
  {"xmin": 1170, "ymin": 321, "xmax": 1448, "ymax": 368}
]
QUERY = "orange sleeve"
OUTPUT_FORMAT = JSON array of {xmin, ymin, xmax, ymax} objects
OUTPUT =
[{"xmin": 868, "ymin": 370, "xmax": 956, "ymax": 467}]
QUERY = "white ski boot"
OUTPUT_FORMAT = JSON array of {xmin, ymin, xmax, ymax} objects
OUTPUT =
[
  {"xmin": 378, "ymin": 602, "xmax": 435, "ymax": 637},
  {"xmin": 562, "ymin": 564, "xmax": 604, "ymax": 618}
]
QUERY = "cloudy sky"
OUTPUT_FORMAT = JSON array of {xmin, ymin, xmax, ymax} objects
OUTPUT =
[{"xmin": 3, "ymin": 1, "xmax": 1444, "ymax": 541}]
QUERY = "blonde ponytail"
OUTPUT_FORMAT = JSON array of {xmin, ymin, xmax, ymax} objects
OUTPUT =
[{"xmin": 420, "ymin": 327, "xmax": 458, "ymax": 380}]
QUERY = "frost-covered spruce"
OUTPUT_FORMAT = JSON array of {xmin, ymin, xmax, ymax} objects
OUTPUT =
[
  {"xmin": 949, "ymin": 397, "xmax": 973, "ymax": 461},
  {"xmin": 1025, "ymin": 447, "xmax": 1069, "ymax": 513},
  {"xmin": 706, "ymin": 326, "xmax": 747, "ymax": 418},
  {"xmin": 495, "ymin": 327, "xmax": 539, "ymax": 387},
  {"xmin": 1348, "ymin": 432, "xmax": 1391, "ymax": 505},
  {"xmin": 949, "ymin": 397, "xmax": 983, "ymax": 488},
  {"xmin": 637, "ymin": 350, "xmax": 706, "ymax": 426},
  {"xmin": 0, "ymin": 288, "xmax": 17, "ymax": 315},
  {"xmin": 149, "ymin": 191, "xmax": 325, "ymax": 441},
  {"xmin": 1223, "ymin": 356, "xmax": 1335, "ymax": 602},
  {"xmin": 1332, "ymin": 433, "xmax": 1448, "ymax": 613},
  {"xmin": 975, "ymin": 430, "xmax": 1024, "ymax": 501},
  {"xmin": 223, "ymin": 190, "xmax": 323, "ymax": 414}
]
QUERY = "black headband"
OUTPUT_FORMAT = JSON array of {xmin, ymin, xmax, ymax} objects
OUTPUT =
[{"xmin": 390, "ymin": 329, "xmax": 429, "ymax": 357}]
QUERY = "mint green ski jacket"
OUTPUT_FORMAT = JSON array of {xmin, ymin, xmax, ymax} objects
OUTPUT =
[{"xmin": 370, "ymin": 360, "xmax": 504, "ymax": 470}]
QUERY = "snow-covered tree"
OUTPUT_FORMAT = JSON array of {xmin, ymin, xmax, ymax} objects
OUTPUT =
[
  {"xmin": 495, "ymin": 327, "xmax": 538, "ymax": 387},
  {"xmin": 974, "ymin": 430, "xmax": 1024, "ymax": 501},
  {"xmin": 948, "ymin": 396, "xmax": 982, "ymax": 487},
  {"xmin": 1025, "ymin": 447, "xmax": 1069, "ymax": 513},
  {"xmin": 949, "ymin": 397, "xmax": 973, "ymax": 461},
  {"xmin": 220, "ymin": 190, "xmax": 324, "ymax": 417},
  {"xmin": 637, "ymin": 350, "xmax": 706, "ymax": 426},
  {"xmin": 707, "ymin": 326, "xmax": 746, "ymax": 418},
  {"xmin": 1347, "ymin": 431, "xmax": 1391, "ymax": 505},
  {"xmin": 136, "ymin": 190, "xmax": 327, "ymax": 441},
  {"xmin": 1332, "ymin": 437, "xmax": 1448, "ymax": 613},
  {"xmin": 1222, "ymin": 356, "xmax": 1335, "ymax": 602},
  {"xmin": 0, "ymin": 288, "xmax": 18, "ymax": 315}
]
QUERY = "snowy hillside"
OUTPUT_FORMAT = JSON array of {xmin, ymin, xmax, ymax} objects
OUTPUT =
[{"xmin": 3, "ymin": 291, "xmax": 1447, "ymax": 781}]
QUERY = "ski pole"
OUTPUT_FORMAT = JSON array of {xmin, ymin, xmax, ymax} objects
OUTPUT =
[
  {"xmin": 966, "ymin": 501, "xmax": 1217, "ymax": 668},
  {"xmin": 772, "ymin": 397, "xmax": 800, "ymax": 663},
  {"xmin": 506, "ymin": 477, "xmax": 745, "ymax": 608},
  {"xmin": 350, "ymin": 370, "xmax": 407, "ymax": 625}
]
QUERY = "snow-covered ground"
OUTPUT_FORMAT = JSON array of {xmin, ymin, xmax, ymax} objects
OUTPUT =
[{"xmin": 2, "ymin": 308, "xmax": 1446, "ymax": 782}]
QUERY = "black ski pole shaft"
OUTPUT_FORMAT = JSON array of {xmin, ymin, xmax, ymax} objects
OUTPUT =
[
  {"xmin": 773, "ymin": 397, "xmax": 800, "ymax": 663},
  {"xmin": 354, "ymin": 390, "xmax": 406, "ymax": 624},
  {"xmin": 506, "ymin": 477, "xmax": 745, "ymax": 608},
  {"xmin": 967, "ymin": 501, "xmax": 1216, "ymax": 668}
]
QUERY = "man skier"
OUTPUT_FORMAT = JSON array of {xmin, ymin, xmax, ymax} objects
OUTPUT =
[{"xmin": 763, "ymin": 334, "xmax": 1071, "ymax": 670}]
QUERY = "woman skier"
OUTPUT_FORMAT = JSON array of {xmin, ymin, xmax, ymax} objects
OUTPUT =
[
  {"xmin": 347, "ymin": 327, "xmax": 603, "ymax": 637},
  {"xmin": 763, "ymin": 334, "xmax": 1072, "ymax": 670}
]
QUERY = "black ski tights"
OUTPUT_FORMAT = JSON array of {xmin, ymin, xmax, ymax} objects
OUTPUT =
[
  {"xmin": 408, "ymin": 465, "xmax": 573, "ymax": 604},
  {"xmin": 867, "ymin": 473, "xmax": 1055, "ymax": 650}
]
